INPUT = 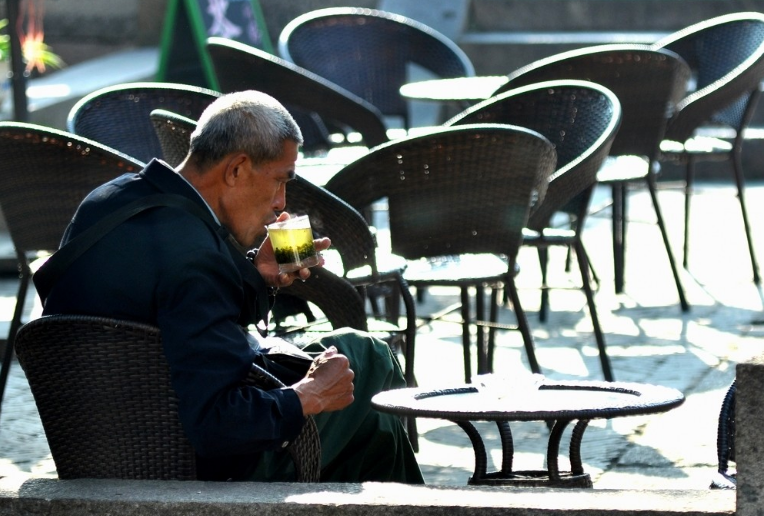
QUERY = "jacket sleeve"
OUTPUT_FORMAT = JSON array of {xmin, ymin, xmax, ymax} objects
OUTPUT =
[{"xmin": 155, "ymin": 215, "xmax": 306, "ymax": 458}]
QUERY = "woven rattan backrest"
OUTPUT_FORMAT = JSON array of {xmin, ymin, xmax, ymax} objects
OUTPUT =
[
  {"xmin": 207, "ymin": 37, "xmax": 389, "ymax": 150},
  {"xmin": 150, "ymin": 109, "xmax": 197, "ymax": 167},
  {"xmin": 67, "ymin": 82, "xmax": 220, "ymax": 163},
  {"xmin": 446, "ymin": 80, "xmax": 621, "ymax": 231},
  {"xmin": 325, "ymin": 124, "xmax": 555, "ymax": 261},
  {"xmin": 14, "ymin": 315, "xmax": 197, "ymax": 480},
  {"xmin": 652, "ymin": 12, "xmax": 764, "ymax": 141},
  {"xmin": 0, "ymin": 123, "xmax": 143, "ymax": 256},
  {"xmin": 498, "ymin": 44, "xmax": 689, "ymax": 159},
  {"xmin": 278, "ymin": 7, "xmax": 475, "ymax": 126}
]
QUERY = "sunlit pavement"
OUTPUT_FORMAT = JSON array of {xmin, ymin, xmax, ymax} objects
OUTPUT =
[{"xmin": 1, "ymin": 180, "xmax": 762, "ymax": 489}]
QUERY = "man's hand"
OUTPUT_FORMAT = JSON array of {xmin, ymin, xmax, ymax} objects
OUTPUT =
[
  {"xmin": 291, "ymin": 346, "xmax": 354, "ymax": 416},
  {"xmin": 255, "ymin": 212, "xmax": 331, "ymax": 288}
]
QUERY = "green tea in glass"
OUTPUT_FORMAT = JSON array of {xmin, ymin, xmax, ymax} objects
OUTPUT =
[{"xmin": 266, "ymin": 215, "xmax": 320, "ymax": 273}]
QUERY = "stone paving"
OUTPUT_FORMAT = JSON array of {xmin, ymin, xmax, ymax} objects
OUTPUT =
[{"xmin": 0, "ymin": 180, "xmax": 762, "ymax": 490}]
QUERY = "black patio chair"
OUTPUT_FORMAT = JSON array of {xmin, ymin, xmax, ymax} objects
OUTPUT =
[
  {"xmin": 446, "ymin": 80, "xmax": 622, "ymax": 381},
  {"xmin": 67, "ymin": 82, "xmax": 220, "ymax": 163},
  {"xmin": 278, "ymin": 7, "xmax": 475, "ymax": 129},
  {"xmin": 494, "ymin": 44, "xmax": 691, "ymax": 310},
  {"xmin": 0, "ymin": 123, "xmax": 144, "ymax": 421},
  {"xmin": 206, "ymin": 36, "xmax": 389, "ymax": 153},
  {"xmin": 653, "ymin": 12, "xmax": 764, "ymax": 285},
  {"xmin": 326, "ymin": 124, "xmax": 556, "ymax": 383},
  {"xmin": 14, "ymin": 314, "xmax": 321, "ymax": 481}
]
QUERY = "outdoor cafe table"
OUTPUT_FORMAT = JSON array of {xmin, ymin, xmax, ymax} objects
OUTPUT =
[{"xmin": 372, "ymin": 376, "xmax": 685, "ymax": 488}]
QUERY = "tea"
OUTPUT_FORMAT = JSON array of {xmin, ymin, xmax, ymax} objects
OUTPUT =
[{"xmin": 267, "ymin": 216, "xmax": 320, "ymax": 273}]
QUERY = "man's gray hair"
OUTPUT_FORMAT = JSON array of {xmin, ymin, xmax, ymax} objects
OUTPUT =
[{"xmin": 188, "ymin": 90, "xmax": 303, "ymax": 168}]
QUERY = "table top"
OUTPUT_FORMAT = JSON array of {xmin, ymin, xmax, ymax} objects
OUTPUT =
[
  {"xmin": 399, "ymin": 76, "xmax": 509, "ymax": 102},
  {"xmin": 371, "ymin": 377, "xmax": 684, "ymax": 422}
]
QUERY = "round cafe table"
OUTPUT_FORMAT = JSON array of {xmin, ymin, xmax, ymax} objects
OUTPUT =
[{"xmin": 372, "ymin": 377, "xmax": 684, "ymax": 488}]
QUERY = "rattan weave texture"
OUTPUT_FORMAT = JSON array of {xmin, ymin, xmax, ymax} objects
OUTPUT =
[
  {"xmin": 654, "ymin": 12, "xmax": 764, "ymax": 143},
  {"xmin": 207, "ymin": 37, "xmax": 388, "ymax": 151},
  {"xmin": 14, "ymin": 314, "xmax": 322, "ymax": 481},
  {"xmin": 67, "ymin": 82, "xmax": 220, "ymax": 164},
  {"xmin": 279, "ymin": 7, "xmax": 475, "ymax": 128},
  {"xmin": 447, "ymin": 80, "xmax": 621, "ymax": 233},
  {"xmin": 150, "ymin": 109, "xmax": 196, "ymax": 168}
]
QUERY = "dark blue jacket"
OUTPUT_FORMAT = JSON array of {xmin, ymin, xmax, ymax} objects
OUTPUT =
[{"xmin": 41, "ymin": 159, "xmax": 305, "ymax": 480}]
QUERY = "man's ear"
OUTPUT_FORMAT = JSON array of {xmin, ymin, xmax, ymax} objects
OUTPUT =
[{"xmin": 223, "ymin": 153, "xmax": 249, "ymax": 187}]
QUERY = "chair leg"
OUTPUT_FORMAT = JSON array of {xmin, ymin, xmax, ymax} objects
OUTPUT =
[
  {"xmin": 475, "ymin": 284, "xmax": 488, "ymax": 375},
  {"xmin": 537, "ymin": 246, "xmax": 550, "ymax": 322},
  {"xmin": 460, "ymin": 286, "xmax": 472, "ymax": 383},
  {"xmin": 611, "ymin": 183, "xmax": 626, "ymax": 294},
  {"xmin": 684, "ymin": 157, "xmax": 694, "ymax": 270},
  {"xmin": 487, "ymin": 286, "xmax": 499, "ymax": 373},
  {"xmin": 730, "ymin": 152, "xmax": 761, "ymax": 284},
  {"xmin": 0, "ymin": 266, "xmax": 30, "ymax": 422},
  {"xmin": 505, "ymin": 274, "xmax": 542, "ymax": 375},
  {"xmin": 647, "ymin": 172, "xmax": 690, "ymax": 312},
  {"xmin": 391, "ymin": 273, "xmax": 419, "ymax": 452},
  {"xmin": 574, "ymin": 240, "xmax": 614, "ymax": 381}
]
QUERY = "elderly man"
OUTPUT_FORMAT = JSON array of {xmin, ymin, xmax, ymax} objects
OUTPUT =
[{"xmin": 36, "ymin": 90, "xmax": 423, "ymax": 483}]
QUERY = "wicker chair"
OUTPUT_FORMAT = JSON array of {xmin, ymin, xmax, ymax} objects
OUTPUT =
[
  {"xmin": 652, "ymin": 12, "xmax": 764, "ymax": 285},
  {"xmin": 0, "ymin": 123, "xmax": 144, "ymax": 420},
  {"xmin": 13, "ymin": 314, "xmax": 321, "ymax": 481},
  {"xmin": 206, "ymin": 37, "xmax": 389, "ymax": 153},
  {"xmin": 150, "ymin": 109, "xmax": 196, "ymax": 167},
  {"xmin": 446, "ymin": 80, "xmax": 622, "ymax": 381},
  {"xmin": 711, "ymin": 379, "xmax": 737, "ymax": 489},
  {"xmin": 495, "ymin": 44, "xmax": 691, "ymax": 308},
  {"xmin": 278, "ymin": 7, "xmax": 475, "ymax": 129},
  {"xmin": 325, "ymin": 124, "xmax": 556, "ymax": 383},
  {"xmin": 67, "ymin": 82, "xmax": 220, "ymax": 163}
]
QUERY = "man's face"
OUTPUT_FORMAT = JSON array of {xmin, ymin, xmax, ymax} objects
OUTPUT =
[{"xmin": 221, "ymin": 140, "xmax": 299, "ymax": 249}]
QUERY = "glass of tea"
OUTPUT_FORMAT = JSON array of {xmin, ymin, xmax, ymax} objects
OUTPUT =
[{"xmin": 266, "ymin": 215, "xmax": 321, "ymax": 273}]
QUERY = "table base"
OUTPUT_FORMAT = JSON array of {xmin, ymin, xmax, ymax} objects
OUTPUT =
[{"xmin": 469, "ymin": 470, "xmax": 593, "ymax": 488}]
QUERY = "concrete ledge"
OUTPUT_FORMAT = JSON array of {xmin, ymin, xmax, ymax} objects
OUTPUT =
[{"xmin": 0, "ymin": 476, "xmax": 735, "ymax": 516}]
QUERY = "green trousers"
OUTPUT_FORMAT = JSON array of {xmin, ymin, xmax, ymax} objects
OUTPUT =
[{"xmin": 249, "ymin": 328, "xmax": 424, "ymax": 483}]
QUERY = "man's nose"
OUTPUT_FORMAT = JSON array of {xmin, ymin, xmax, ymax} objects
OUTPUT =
[{"xmin": 273, "ymin": 184, "xmax": 287, "ymax": 211}]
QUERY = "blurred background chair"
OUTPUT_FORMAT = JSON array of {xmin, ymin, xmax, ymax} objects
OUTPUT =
[
  {"xmin": 150, "ymin": 109, "xmax": 197, "ymax": 167},
  {"xmin": 325, "ymin": 124, "xmax": 556, "ymax": 383},
  {"xmin": 67, "ymin": 82, "xmax": 220, "ymax": 164},
  {"xmin": 0, "ymin": 123, "xmax": 144, "ymax": 421},
  {"xmin": 652, "ymin": 12, "xmax": 764, "ymax": 285},
  {"xmin": 278, "ymin": 7, "xmax": 475, "ymax": 130},
  {"xmin": 206, "ymin": 37, "xmax": 389, "ymax": 154},
  {"xmin": 495, "ymin": 44, "xmax": 691, "ymax": 309},
  {"xmin": 14, "ymin": 314, "xmax": 321, "ymax": 481},
  {"xmin": 446, "ymin": 80, "xmax": 622, "ymax": 381}
]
